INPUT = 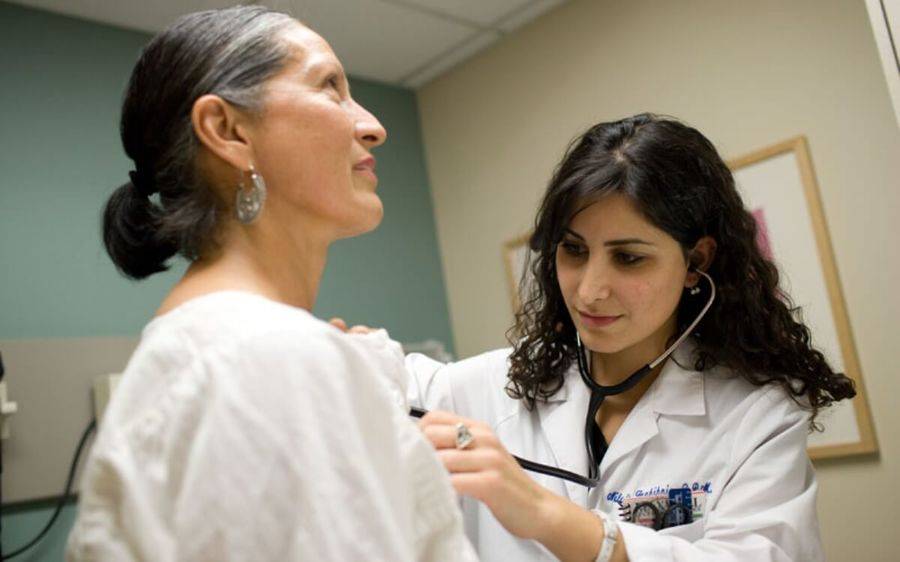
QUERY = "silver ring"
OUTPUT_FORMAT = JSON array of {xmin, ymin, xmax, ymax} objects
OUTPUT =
[{"xmin": 455, "ymin": 422, "xmax": 475, "ymax": 450}]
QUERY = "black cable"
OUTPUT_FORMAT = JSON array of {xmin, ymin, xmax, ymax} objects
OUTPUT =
[
  {"xmin": 1, "ymin": 418, "xmax": 96, "ymax": 560},
  {"xmin": 1, "ymin": 351, "xmax": 6, "ymax": 560},
  {"xmin": 1, "ymin": 414, "xmax": 4, "ymax": 560},
  {"xmin": 409, "ymin": 406, "xmax": 597, "ymax": 488}
]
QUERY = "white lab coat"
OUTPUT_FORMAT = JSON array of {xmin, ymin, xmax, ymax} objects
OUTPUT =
[{"xmin": 405, "ymin": 343, "xmax": 823, "ymax": 562}]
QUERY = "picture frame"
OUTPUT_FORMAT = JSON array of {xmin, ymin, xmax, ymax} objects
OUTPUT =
[
  {"xmin": 729, "ymin": 136, "xmax": 877, "ymax": 460},
  {"xmin": 503, "ymin": 232, "xmax": 532, "ymax": 314}
]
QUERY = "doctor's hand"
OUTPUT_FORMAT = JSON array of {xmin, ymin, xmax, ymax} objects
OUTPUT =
[
  {"xmin": 328, "ymin": 317, "xmax": 377, "ymax": 334},
  {"xmin": 418, "ymin": 410, "xmax": 558, "ymax": 541}
]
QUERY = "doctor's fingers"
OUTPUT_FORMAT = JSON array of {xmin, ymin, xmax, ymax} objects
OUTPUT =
[
  {"xmin": 420, "ymin": 424, "xmax": 500, "ymax": 450},
  {"xmin": 448, "ymin": 470, "xmax": 509, "ymax": 501},
  {"xmin": 328, "ymin": 317, "xmax": 348, "ymax": 331},
  {"xmin": 419, "ymin": 421, "xmax": 498, "ymax": 450},
  {"xmin": 437, "ymin": 447, "xmax": 513, "ymax": 474},
  {"xmin": 418, "ymin": 410, "xmax": 490, "ymax": 433},
  {"xmin": 327, "ymin": 317, "xmax": 377, "ymax": 334}
]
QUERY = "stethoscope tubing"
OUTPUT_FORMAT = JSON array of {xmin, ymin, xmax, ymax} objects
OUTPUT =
[{"xmin": 409, "ymin": 406, "xmax": 598, "ymax": 487}]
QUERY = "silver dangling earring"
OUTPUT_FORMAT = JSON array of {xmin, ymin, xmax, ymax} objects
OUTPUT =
[{"xmin": 235, "ymin": 164, "xmax": 266, "ymax": 224}]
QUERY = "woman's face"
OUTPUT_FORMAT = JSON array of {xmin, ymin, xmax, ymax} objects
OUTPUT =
[
  {"xmin": 249, "ymin": 24, "xmax": 387, "ymax": 239},
  {"xmin": 555, "ymin": 194, "xmax": 691, "ymax": 358}
]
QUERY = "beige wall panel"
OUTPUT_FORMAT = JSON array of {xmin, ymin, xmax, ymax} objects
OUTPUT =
[
  {"xmin": 1, "ymin": 337, "xmax": 138, "ymax": 503},
  {"xmin": 418, "ymin": 0, "xmax": 900, "ymax": 559}
]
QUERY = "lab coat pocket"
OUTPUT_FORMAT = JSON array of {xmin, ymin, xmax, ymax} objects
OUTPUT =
[{"xmin": 658, "ymin": 518, "xmax": 704, "ymax": 541}]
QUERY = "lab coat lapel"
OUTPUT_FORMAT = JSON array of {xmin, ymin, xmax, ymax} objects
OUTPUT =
[
  {"xmin": 598, "ymin": 395, "xmax": 659, "ymax": 476},
  {"xmin": 599, "ymin": 347, "xmax": 705, "ymax": 474},
  {"xmin": 536, "ymin": 368, "xmax": 592, "ymax": 505}
]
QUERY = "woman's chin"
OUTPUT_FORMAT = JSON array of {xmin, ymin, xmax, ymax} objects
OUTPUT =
[
  {"xmin": 339, "ymin": 200, "xmax": 384, "ymax": 238},
  {"xmin": 362, "ymin": 198, "xmax": 384, "ymax": 231}
]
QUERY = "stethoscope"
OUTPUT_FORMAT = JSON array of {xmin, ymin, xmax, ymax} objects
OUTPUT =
[{"xmin": 410, "ymin": 270, "xmax": 716, "ymax": 489}]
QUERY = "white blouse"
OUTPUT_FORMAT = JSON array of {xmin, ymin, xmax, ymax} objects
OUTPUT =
[{"xmin": 67, "ymin": 291, "xmax": 478, "ymax": 562}]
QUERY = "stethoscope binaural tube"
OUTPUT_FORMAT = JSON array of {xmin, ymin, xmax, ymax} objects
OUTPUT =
[{"xmin": 410, "ymin": 271, "xmax": 717, "ymax": 489}]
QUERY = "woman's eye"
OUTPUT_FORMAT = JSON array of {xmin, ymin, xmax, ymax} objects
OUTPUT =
[
  {"xmin": 324, "ymin": 74, "xmax": 341, "ymax": 92},
  {"xmin": 614, "ymin": 252, "xmax": 644, "ymax": 265}
]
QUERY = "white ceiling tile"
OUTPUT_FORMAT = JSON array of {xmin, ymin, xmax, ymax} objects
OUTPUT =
[
  {"xmin": 496, "ymin": 0, "xmax": 566, "ymax": 32},
  {"xmin": 403, "ymin": 29, "xmax": 501, "ymax": 87},
  {"xmin": 389, "ymin": 0, "xmax": 532, "ymax": 27},
  {"xmin": 5, "ymin": 0, "xmax": 239, "ymax": 34},
  {"xmin": 266, "ymin": 0, "xmax": 477, "ymax": 83},
  {"xmin": 8, "ymin": 0, "xmax": 571, "ymax": 86}
]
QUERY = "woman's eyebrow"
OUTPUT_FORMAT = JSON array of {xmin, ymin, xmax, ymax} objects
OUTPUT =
[{"xmin": 303, "ymin": 56, "xmax": 341, "ymax": 77}]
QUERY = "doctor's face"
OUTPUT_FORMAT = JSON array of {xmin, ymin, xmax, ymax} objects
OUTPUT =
[{"xmin": 555, "ymin": 194, "xmax": 691, "ymax": 357}]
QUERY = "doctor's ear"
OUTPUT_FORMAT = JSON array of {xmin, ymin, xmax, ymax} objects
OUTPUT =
[{"xmin": 685, "ymin": 236, "xmax": 717, "ymax": 288}]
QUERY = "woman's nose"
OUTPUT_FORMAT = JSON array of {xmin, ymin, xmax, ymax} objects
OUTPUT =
[{"xmin": 353, "ymin": 101, "xmax": 387, "ymax": 148}]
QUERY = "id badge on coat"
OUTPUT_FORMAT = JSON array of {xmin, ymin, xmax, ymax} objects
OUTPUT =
[{"xmin": 610, "ymin": 481, "xmax": 711, "ymax": 531}]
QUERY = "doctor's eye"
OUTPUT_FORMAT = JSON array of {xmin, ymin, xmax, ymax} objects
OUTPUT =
[
  {"xmin": 559, "ymin": 241, "xmax": 587, "ymax": 258},
  {"xmin": 613, "ymin": 252, "xmax": 644, "ymax": 266}
]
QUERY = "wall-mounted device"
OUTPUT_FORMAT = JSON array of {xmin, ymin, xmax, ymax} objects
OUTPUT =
[{"xmin": 0, "ymin": 351, "xmax": 19, "ymax": 440}]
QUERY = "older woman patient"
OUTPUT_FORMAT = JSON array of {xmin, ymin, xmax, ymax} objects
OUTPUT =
[{"xmin": 66, "ymin": 6, "xmax": 477, "ymax": 562}]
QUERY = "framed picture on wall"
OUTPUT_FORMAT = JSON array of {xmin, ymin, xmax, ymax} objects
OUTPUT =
[
  {"xmin": 729, "ymin": 136, "xmax": 877, "ymax": 460},
  {"xmin": 503, "ymin": 232, "xmax": 532, "ymax": 314},
  {"xmin": 502, "ymin": 135, "xmax": 878, "ymax": 461}
]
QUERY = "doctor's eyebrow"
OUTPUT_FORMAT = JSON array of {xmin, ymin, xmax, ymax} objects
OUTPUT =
[
  {"xmin": 604, "ymin": 238, "xmax": 655, "ymax": 247},
  {"xmin": 563, "ymin": 229, "xmax": 654, "ymax": 247}
]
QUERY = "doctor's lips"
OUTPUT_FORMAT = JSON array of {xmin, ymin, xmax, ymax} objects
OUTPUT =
[
  {"xmin": 353, "ymin": 155, "xmax": 377, "ymax": 181},
  {"xmin": 578, "ymin": 310, "xmax": 622, "ymax": 328}
]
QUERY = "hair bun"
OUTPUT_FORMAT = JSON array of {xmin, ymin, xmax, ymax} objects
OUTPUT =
[
  {"xmin": 103, "ymin": 183, "xmax": 177, "ymax": 279},
  {"xmin": 128, "ymin": 169, "xmax": 155, "ymax": 197}
]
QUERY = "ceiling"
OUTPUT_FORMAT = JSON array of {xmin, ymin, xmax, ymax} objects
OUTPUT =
[{"xmin": 7, "ymin": 0, "xmax": 568, "ymax": 88}]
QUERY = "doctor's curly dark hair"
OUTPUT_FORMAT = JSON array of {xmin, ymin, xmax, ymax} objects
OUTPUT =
[{"xmin": 505, "ymin": 113, "xmax": 856, "ymax": 427}]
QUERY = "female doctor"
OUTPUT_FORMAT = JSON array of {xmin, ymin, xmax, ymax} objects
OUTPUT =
[{"xmin": 399, "ymin": 114, "xmax": 857, "ymax": 561}]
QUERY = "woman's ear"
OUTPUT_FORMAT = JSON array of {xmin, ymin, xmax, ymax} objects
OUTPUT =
[
  {"xmin": 191, "ymin": 94, "xmax": 254, "ymax": 172},
  {"xmin": 685, "ymin": 236, "xmax": 717, "ymax": 288}
]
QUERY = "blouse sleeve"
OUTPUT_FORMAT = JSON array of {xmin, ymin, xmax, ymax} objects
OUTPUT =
[
  {"xmin": 618, "ymin": 388, "xmax": 823, "ymax": 562},
  {"xmin": 404, "ymin": 347, "xmax": 513, "ymax": 419},
  {"xmin": 405, "ymin": 352, "xmax": 457, "ymax": 412}
]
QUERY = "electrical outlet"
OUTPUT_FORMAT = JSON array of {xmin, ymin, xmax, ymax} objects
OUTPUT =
[{"xmin": 92, "ymin": 374, "xmax": 121, "ymax": 423}]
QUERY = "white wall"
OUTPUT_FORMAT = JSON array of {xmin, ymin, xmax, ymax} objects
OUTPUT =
[{"xmin": 417, "ymin": 0, "xmax": 900, "ymax": 558}]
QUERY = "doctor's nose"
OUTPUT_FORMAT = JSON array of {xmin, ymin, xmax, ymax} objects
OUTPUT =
[{"xmin": 577, "ymin": 261, "xmax": 612, "ymax": 304}]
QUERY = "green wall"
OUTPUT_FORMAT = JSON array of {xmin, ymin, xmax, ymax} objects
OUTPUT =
[{"xmin": 0, "ymin": 2, "xmax": 453, "ymax": 559}]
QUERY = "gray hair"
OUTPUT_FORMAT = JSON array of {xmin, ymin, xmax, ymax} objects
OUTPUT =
[{"xmin": 104, "ymin": 5, "xmax": 298, "ymax": 279}]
